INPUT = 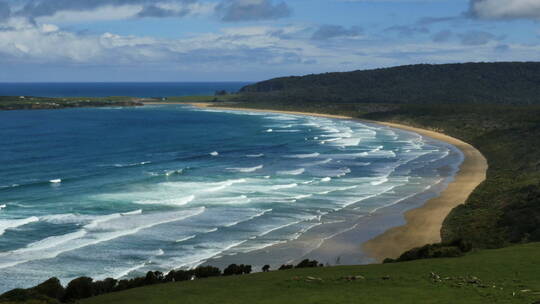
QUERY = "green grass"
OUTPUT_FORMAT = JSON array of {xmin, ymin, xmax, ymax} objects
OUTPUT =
[{"xmin": 81, "ymin": 243, "xmax": 540, "ymax": 304}]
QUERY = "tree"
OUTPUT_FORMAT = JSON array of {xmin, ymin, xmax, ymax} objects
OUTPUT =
[
  {"xmin": 193, "ymin": 266, "xmax": 221, "ymax": 278},
  {"xmin": 223, "ymin": 264, "xmax": 252, "ymax": 275},
  {"xmin": 278, "ymin": 264, "xmax": 293, "ymax": 270},
  {"xmin": 295, "ymin": 259, "xmax": 320, "ymax": 268},
  {"xmin": 32, "ymin": 277, "xmax": 64, "ymax": 301},
  {"xmin": 240, "ymin": 264, "xmax": 252, "ymax": 274},
  {"xmin": 92, "ymin": 278, "xmax": 117, "ymax": 295},
  {"xmin": 223, "ymin": 264, "xmax": 241, "ymax": 276},
  {"xmin": 62, "ymin": 277, "xmax": 94, "ymax": 302},
  {"xmin": 144, "ymin": 271, "xmax": 164, "ymax": 285},
  {"xmin": 262, "ymin": 265, "xmax": 270, "ymax": 272}
]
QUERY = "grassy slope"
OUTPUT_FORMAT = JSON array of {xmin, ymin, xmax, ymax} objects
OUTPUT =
[{"xmin": 82, "ymin": 243, "xmax": 540, "ymax": 304}]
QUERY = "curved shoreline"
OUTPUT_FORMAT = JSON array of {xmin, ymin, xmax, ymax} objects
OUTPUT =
[{"xmin": 154, "ymin": 102, "xmax": 488, "ymax": 263}]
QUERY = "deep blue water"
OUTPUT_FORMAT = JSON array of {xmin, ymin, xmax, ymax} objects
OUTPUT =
[
  {"xmin": 0, "ymin": 82, "xmax": 250, "ymax": 97},
  {"xmin": 0, "ymin": 105, "xmax": 462, "ymax": 292}
]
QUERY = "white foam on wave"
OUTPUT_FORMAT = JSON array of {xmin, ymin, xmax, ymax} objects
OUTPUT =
[
  {"xmin": 271, "ymin": 183, "xmax": 298, "ymax": 190},
  {"xmin": 49, "ymin": 179, "xmax": 62, "ymax": 184},
  {"xmin": 109, "ymin": 247, "xmax": 166, "ymax": 279},
  {"xmin": 210, "ymin": 151, "xmax": 219, "ymax": 156},
  {"xmin": 17, "ymin": 230, "xmax": 88, "ymax": 253},
  {"xmin": 227, "ymin": 165, "xmax": 263, "ymax": 173},
  {"xmin": 223, "ymin": 209, "xmax": 272, "ymax": 228},
  {"xmin": 84, "ymin": 213, "xmax": 123, "ymax": 229},
  {"xmin": 203, "ymin": 195, "xmax": 251, "ymax": 205},
  {"xmin": 0, "ymin": 207, "xmax": 206, "ymax": 270},
  {"xmin": 265, "ymin": 115, "xmax": 299, "ymax": 121},
  {"xmin": 286, "ymin": 153, "xmax": 320, "ymax": 159},
  {"xmin": 204, "ymin": 179, "xmax": 247, "ymax": 192},
  {"xmin": 165, "ymin": 169, "xmax": 184, "ymax": 177},
  {"xmin": 246, "ymin": 153, "xmax": 264, "ymax": 158},
  {"xmin": 176, "ymin": 235, "xmax": 197, "ymax": 243},
  {"xmin": 334, "ymin": 137, "xmax": 362, "ymax": 147},
  {"xmin": 122, "ymin": 209, "xmax": 143, "ymax": 216},
  {"xmin": 334, "ymin": 167, "xmax": 351, "ymax": 177},
  {"xmin": 40, "ymin": 213, "xmax": 125, "ymax": 226},
  {"xmin": 114, "ymin": 161, "xmax": 151, "ymax": 168},
  {"xmin": 274, "ymin": 130, "xmax": 301, "ymax": 133},
  {"xmin": 257, "ymin": 220, "xmax": 304, "ymax": 238},
  {"xmin": 135, "ymin": 195, "xmax": 195, "ymax": 206},
  {"xmin": 0, "ymin": 216, "xmax": 39, "ymax": 235},
  {"xmin": 317, "ymin": 185, "xmax": 357, "ymax": 195},
  {"xmin": 277, "ymin": 168, "xmax": 305, "ymax": 176},
  {"xmin": 0, "ymin": 184, "xmax": 20, "ymax": 189},
  {"xmin": 294, "ymin": 194, "xmax": 312, "ymax": 200},
  {"xmin": 321, "ymin": 177, "xmax": 332, "ymax": 182},
  {"xmin": 266, "ymin": 129, "xmax": 273, "ymax": 133},
  {"xmin": 304, "ymin": 158, "xmax": 332, "ymax": 166},
  {"xmin": 371, "ymin": 177, "xmax": 389, "ymax": 186},
  {"xmin": 0, "ymin": 204, "xmax": 6, "ymax": 211}
]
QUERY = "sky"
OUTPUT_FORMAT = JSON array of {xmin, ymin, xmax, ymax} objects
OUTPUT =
[{"xmin": 0, "ymin": 0, "xmax": 539, "ymax": 82}]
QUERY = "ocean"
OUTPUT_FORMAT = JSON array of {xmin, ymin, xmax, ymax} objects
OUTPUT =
[{"xmin": 0, "ymin": 90, "xmax": 462, "ymax": 292}]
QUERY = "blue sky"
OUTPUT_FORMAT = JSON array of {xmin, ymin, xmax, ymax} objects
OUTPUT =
[{"xmin": 0, "ymin": 0, "xmax": 539, "ymax": 82}]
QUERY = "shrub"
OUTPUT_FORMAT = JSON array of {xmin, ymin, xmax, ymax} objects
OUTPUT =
[
  {"xmin": 193, "ymin": 266, "xmax": 221, "ymax": 278},
  {"xmin": 278, "ymin": 264, "xmax": 294, "ymax": 270},
  {"xmin": 223, "ymin": 264, "xmax": 252, "ymax": 276},
  {"xmin": 62, "ymin": 277, "xmax": 94, "ymax": 302},
  {"xmin": 92, "ymin": 278, "xmax": 117, "ymax": 295},
  {"xmin": 295, "ymin": 259, "xmax": 321, "ymax": 268},
  {"xmin": 32, "ymin": 278, "xmax": 64, "ymax": 301},
  {"xmin": 165, "ymin": 270, "xmax": 193, "ymax": 282}
]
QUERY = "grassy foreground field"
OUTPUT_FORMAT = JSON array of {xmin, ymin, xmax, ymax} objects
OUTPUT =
[{"xmin": 81, "ymin": 243, "xmax": 540, "ymax": 304}]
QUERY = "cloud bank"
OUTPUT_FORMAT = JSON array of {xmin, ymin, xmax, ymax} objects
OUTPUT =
[
  {"xmin": 470, "ymin": 0, "xmax": 540, "ymax": 20},
  {"xmin": 217, "ymin": 0, "xmax": 291, "ymax": 22}
]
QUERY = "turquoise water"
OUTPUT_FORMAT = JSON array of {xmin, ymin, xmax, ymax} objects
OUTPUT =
[{"xmin": 0, "ymin": 105, "xmax": 462, "ymax": 291}]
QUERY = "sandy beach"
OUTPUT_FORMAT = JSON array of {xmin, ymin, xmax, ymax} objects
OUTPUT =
[{"xmin": 148, "ymin": 102, "xmax": 488, "ymax": 263}]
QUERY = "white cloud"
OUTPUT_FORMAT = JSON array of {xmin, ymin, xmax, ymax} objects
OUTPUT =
[
  {"xmin": 470, "ymin": 0, "xmax": 540, "ymax": 20},
  {"xmin": 37, "ymin": 5, "xmax": 143, "ymax": 23}
]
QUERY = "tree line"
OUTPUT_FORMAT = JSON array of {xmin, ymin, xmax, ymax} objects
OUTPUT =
[
  {"xmin": 236, "ymin": 62, "xmax": 540, "ymax": 105},
  {"xmin": 0, "ymin": 259, "xmax": 322, "ymax": 303}
]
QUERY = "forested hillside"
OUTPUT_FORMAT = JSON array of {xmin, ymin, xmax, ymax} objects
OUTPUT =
[{"xmin": 239, "ymin": 62, "xmax": 540, "ymax": 105}]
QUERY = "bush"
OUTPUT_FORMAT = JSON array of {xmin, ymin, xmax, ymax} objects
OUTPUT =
[
  {"xmin": 223, "ymin": 264, "xmax": 252, "ymax": 276},
  {"xmin": 144, "ymin": 271, "xmax": 164, "ymax": 285},
  {"xmin": 193, "ymin": 266, "xmax": 221, "ymax": 278},
  {"xmin": 165, "ymin": 270, "xmax": 193, "ymax": 282},
  {"xmin": 295, "ymin": 259, "xmax": 322, "ymax": 268},
  {"xmin": 62, "ymin": 277, "xmax": 94, "ymax": 302},
  {"xmin": 388, "ymin": 239, "xmax": 473, "ymax": 263},
  {"xmin": 32, "ymin": 278, "xmax": 64, "ymax": 301},
  {"xmin": 278, "ymin": 264, "xmax": 294, "ymax": 270},
  {"xmin": 92, "ymin": 278, "xmax": 117, "ymax": 295}
]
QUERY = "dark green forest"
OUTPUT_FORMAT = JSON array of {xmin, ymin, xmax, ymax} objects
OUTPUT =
[{"xmin": 238, "ymin": 62, "xmax": 540, "ymax": 105}]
